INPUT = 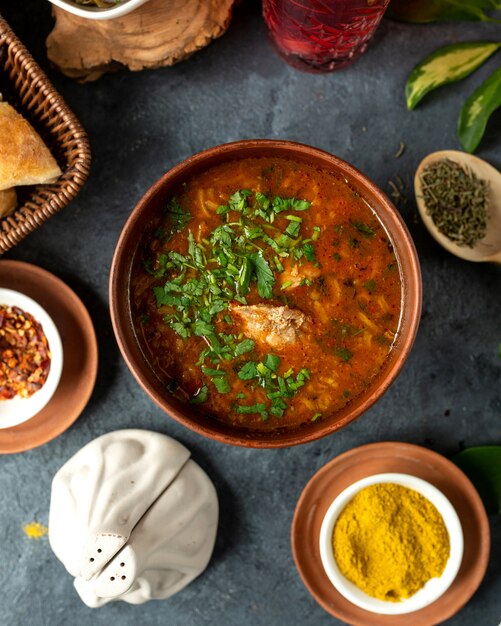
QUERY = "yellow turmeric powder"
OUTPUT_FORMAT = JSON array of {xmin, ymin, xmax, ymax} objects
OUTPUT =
[
  {"xmin": 332, "ymin": 483, "xmax": 450, "ymax": 602},
  {"xmin": 22, "ymin": 521, "xmax": 48, "ymax": 540}
]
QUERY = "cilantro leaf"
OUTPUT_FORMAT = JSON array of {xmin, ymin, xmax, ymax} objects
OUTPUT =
[
  {"xmin": 193, "ymin": 321, "xmax": 215, "ymax": 336},
  {"xmin": 166, "ymin": 198, "xmax": 191, "ymax": 235},
  {"xmin": 190, "ymin": 385, "xmax": 208, "ymax": 404},
  {"xmin": 350, "ymin": 220, "xmax": 375, "ymax": 238},
  {"xmin": 264, "ymin": 354, "xmax": 281, "ymax": 372},
  {"xmin": 303, "ymin": 243, "xmax": 317, "ymax": 263},
  {"xmin": 234, "ymin": 338, "xmax": 255, "ymax": 356},
  {"xmin": 229, "ymin": 189, "xmax": 252, "ymax": 212},
  {"xmin": 250, "ymin": 251, "xmax": 275, "ymax": 298},
  {"xmin": 238, "ymin": 361, "xmax": 258, "ymax": 380},
  {"xmin": 234, "ymin": 403, "xmax": 269, "ymax": 421},
  {"xmin": 213, "ymin": 376, "xmax": 231, "ymax": 394},
  {"xmin": 170, "ymin": 321, "xmax": 190, "ymax": 338},
  {"xmin": 364, "ymin": 279, "xmax": 376, "ymax": 293},
  {"xmin": 238, "ymin": 257, "xmax": 252, "ymax": 296},
  {"xmin": 335, "ymin": 347, "xmax": 353, "ymax": 362}
]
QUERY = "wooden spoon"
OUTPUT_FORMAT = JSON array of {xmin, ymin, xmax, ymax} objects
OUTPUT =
[{"xmin": 414, "ymin": 150, "xmax": 501, "ymax": 264}]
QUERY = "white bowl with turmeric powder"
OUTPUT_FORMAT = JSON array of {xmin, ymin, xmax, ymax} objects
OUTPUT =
[{"xmin": 319, "ymin": 473, "xmax": 463, "ymax": 615}]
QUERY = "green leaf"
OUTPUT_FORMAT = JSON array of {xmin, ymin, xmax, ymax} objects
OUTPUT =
[
  {"xmin": 406, "ymin": 42, "xmax": 501, "ymax": 110},
  {"xmin": 284, "ymin": 218, "xmax": 302, "ymax": 238},
  {"xmin": 190, "ymin": 385, "xmax": 208, "ymax": 404},
  {"xmin": 201, "ymin": 366, "xmax": 227, "ymax": 377},
  {"xmin": 290, "ymin": 198, "xmax": 311, "ymax": 211},
  {"xmin": 364, "ymin": 279, "xmax": 376, "ymax": 293},
  {"xmin": 213, "ymin": 376, "xmax": 231, "ymax": 394},
  {"xmin": 335, "ymin": 348, "xmax": 353, "ymax": 362},
  {"xmin": 238, "ymin": 361, "xmax": 259, "ymax": 380},
  {"xmin": 166, "ymin": 198, "xmax": 191, "ymax": 235},
  {"xmin": 303, "ymin": 243, "xmax": 317, "ymax": 263},
  {"xmin": 234, "ymin": 338, "xmax": 255, "ymax": 356},
  {"xmin": 458, "ymin": 65, "xmax": 501, "ymax": 152},
  {"xmin": 350, "ymin": 220, "xmax": 375, "ymax": 238},
  {"xmin": 388, "ymin": 0, "xmax": 501, "ymax": 23},
  {"xmin": 250, "ymin": 252, "xmax": 275, "ymax": 298},
  {"xmin": 234, "ymin": 403, "xmax": 269, "ymax": 420},
  {"xmin": 193, "ymin": 321, "xmax": 215, "ymax": 336},
  {"xmin": 264, "ymin": 354, "xmax": 281, "ymax": 372},
  {"xmin": 229, "ymin": 189, "xmax": 252, "ymax": 212},
  {"xmin": 170, "ymin": 321, "xmax": 190, "ymax": 338},
  {"xmin": 452, "ymin": 446, "xmax": 501, "ymax": 514},
  {"xmin": 238, "ymin": 257, "xmax": 252, "ymax": 296}
]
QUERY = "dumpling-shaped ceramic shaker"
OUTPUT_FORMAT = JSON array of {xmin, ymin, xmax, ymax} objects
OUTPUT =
[{"xmin": 49, "ymin": 429, "xmax": 218, "ymax": 607}]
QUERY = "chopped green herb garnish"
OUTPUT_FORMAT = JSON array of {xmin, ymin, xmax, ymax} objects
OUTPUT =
[
  {"xmin": 311, "ymin": 412, "xmax": 322, "ymax": 422},
  {"xmin": 190, "ymin": 385, "xmax": 208, "ymax": 404},
  {"xmin": 335, "ymin": 348, "xmax": 353, "ymax": 362},
  {"xmin": 238, "ymin": 361, "xmax": 259, "ymax": 380},
  {"xmin": 303, "ymin": 243, "xmax": 317, "ymax": 264},
  {"xmin": 264, "ymin": 354, "xmax": 281, "ymax": 372},
  {"xmin": 148, "ymin": 188, "xmax": 320, "ymax": 421},
  {"xmin": 213, "ymin": 376, "xmax": 231, "ymax": 394},
  {"xmin": 250, "ymin": 251, "xmax": 275, "ymax": 299},
  {"xmin": 234, "ymin": 338, "xmax": 255, "ymax": 356},
  {"xmin": 234, "ymin": 403, "xmax": 269, "ymax": 421},
  {"xmin": 350, "ymin": 220, "xmax": 375, "ymax": 238},
  {"xmin": 364, "ymin": 279, "xmax": 376, "ymax": 293},
  {"xmin": 165, "ymin": 198, "xmax": 191, "ymax": 236},
  {"xmin": 312, "ymin": 226, "xmax": 321, "ymax": 241}
]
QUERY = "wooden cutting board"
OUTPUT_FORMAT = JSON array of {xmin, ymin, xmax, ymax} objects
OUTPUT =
[{"xmin": 46, "ymin": 0, "xmax": 235, "ymax": 82}]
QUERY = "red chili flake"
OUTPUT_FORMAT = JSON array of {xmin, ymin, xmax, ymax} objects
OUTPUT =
[{"xmin": 0, "ymin": 305, "xmax": 51, "ymax": 400}]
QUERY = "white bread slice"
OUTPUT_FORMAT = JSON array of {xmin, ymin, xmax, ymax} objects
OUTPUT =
[{"xmin": 0, "ymin": 102, "xmax": 62, "ymax": 191}]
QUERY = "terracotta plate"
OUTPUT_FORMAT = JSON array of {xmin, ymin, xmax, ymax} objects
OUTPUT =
[
  {"xmin": 291, "ymin": 442, "xmax": 490, "ymax": 626},
  {"xmin": 0, "ymin": 260, "xmax": 98, "ymax": 453}
]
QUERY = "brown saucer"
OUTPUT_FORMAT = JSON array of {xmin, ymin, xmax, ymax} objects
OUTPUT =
[
  {"xmin": 0, "ymin": 260, "xmax": 98, "ymax": 453},
  {"xmin": 291, "ymin": 442, "xmax": 490, "ymax": 626}
]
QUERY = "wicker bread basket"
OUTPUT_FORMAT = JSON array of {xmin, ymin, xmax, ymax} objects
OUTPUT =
[{"xmin": 0, "ymin": 15, "xmax": 90, "ymax": 253}]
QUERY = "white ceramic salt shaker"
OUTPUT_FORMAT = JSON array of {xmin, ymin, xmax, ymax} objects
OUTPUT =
[{"xmin": 49, "ymin": 429, "xmax": 218, "ymax": 607}]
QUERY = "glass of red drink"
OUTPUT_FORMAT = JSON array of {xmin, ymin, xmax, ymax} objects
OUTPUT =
[{"xmin": 263, "ymin": 0, "xmax": 391, "ymax": 72}]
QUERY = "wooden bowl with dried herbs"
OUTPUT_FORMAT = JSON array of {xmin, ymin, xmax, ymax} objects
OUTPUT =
[{"xmin": 415, "ymin": 150, "xmax": 501, "ymax": 263}]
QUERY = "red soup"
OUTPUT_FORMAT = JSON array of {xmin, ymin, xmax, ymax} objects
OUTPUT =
[{"xmin": 132, "ymin": 157, "xmax": 402, "ymax": 431}]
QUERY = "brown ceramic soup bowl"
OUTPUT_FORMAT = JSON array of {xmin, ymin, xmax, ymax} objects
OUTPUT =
[{"xmin": 110, "ymin": 140, "xmax": 421, "ymax": 447}]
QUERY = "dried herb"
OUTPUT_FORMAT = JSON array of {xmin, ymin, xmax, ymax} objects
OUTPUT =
[
  {"xmin": 387, "ymin": 176, "xmax": 409, "ymax": 210},
  {"xmin": 394, "ymin": 142, "xmax": 406, "ymax": 158},
  {"xmin": 419, "ymin": 159, "xmax": 489, "ymax": 247}
]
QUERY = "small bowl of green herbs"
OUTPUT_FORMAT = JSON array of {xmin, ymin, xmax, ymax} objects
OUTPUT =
[{"xmin": 47, "ymin": 0, "xmax": 150, "ymax": 20}]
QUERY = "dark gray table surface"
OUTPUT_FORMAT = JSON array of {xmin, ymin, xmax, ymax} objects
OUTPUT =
[{"xmin": 0, "ymin": 2, "xmax": 500, "ymax": 625}]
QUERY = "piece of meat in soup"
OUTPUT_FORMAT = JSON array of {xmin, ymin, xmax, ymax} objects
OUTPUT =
[{"xmin": 230, "ymin": 304, "xmax": 308, "ymax": 348}]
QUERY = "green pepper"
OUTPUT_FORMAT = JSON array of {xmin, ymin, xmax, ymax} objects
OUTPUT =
[{"xmin": 406, "ymin": 41, "xmax": 501, "ymax": 110}]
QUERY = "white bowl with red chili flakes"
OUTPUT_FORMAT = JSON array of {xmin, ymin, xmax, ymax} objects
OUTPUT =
[{"xmin": 0, "ymin": 289, "xmax": 63, "ymax": 428}]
